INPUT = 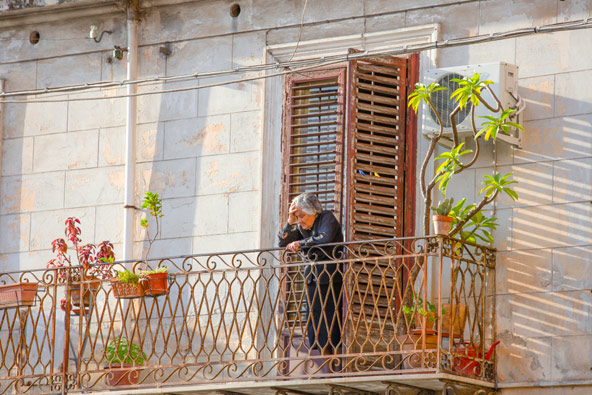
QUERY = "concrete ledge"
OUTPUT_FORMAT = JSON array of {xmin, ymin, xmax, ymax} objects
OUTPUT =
[
  {"xmin": 86, "ymin": 373, "xmax": 495, "ymax": 395},
  {"xmin": 0, "ymin": 0, "xmax": 122, "ymax": 29}
]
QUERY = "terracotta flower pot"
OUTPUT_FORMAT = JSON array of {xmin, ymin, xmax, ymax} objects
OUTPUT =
[
  {"xmin": 104, "ymin": 363, "xmax": 140, "ymax": 386},
  {"xmin": 0, "ymin": 282, "xmax": 38, "ymax": 309},
  {"xmin": 413, "ymin": 311, "xmax": 436, "ymax": 331},
  {"xmin": 433, "ymin": 215, "xmax": 454, "ymax": 235},
  {"xmin": 142, "ymin": 273, "xmax": 169, "ymax": 296},
  {"xmin": 110, "ymin": 280, "xmax": 144, "ymax": 299},
  {"xmin": 70, "ymin": 277, "xmax": 101, "ymax": 308}
]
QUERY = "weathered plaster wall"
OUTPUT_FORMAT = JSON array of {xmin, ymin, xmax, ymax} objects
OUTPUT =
[{"xmin": 0, "ymin": 0, "xmax": 590, "ymax": 392}]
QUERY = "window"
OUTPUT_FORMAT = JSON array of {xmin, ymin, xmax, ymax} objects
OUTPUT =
[
  {"xmin": 281, "ymin": 55, "xmax": 418, "ymax": 240},
  {"xmin": 280, "ymin": 55, "xmax": 419, "ymax": 360},
  {"xmin": 281, "ymin": 69, "xmax": 346, "ymax": 222}
]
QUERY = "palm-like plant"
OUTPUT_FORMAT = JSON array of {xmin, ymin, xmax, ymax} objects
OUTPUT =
[
  {"xmin": 476, "ymin": 109, "xmax": 524, "ymax": 141},
  {"xmin": 407, "ymin": 73, "xmax": 520, "ymax": 242}
]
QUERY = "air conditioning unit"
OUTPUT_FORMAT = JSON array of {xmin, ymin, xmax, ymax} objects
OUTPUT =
[{"xmin": 422, "ymin": 62, "xmax": 522, "ymax": 147}]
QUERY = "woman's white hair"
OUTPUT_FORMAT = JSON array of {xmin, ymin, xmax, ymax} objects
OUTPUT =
[{"xmin": 292, "ymin": 192, "xmax": 323, "ymax": 215}]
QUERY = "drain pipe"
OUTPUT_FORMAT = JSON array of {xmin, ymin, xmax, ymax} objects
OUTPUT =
[{"xmin": 123, "ymin": 4, "xmax": 139, "ymax": 261}]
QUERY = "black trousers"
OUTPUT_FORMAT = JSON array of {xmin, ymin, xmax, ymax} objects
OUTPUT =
[{"xmin": 306, "ymin": 281, "xmax": 343, "ymax": 351}]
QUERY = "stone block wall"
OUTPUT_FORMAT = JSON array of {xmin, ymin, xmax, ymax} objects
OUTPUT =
[{"xmin": 0, "ymin": 0, "xmax": 590, "ymax": 391}]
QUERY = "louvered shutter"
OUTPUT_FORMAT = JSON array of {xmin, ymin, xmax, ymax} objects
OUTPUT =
[
  {"xmin": 344, "ymin": 56, "xmax": 413, "ymax": 363},
  {"xmin": 346, "ymin": 56, "xmax": 409, "ymax": 241},
  {"xmin": 281, "ymin": 68, "xmax": 346, "ymax": 222},
  {"xmin": 280, "ymin": 68, "xmax": 347, "ymax": 346}
]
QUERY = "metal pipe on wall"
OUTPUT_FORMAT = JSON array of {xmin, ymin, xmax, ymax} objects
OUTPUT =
[
  {"xmin": 123, "ymin": 9, "xmax": 139, "ymax": 261},
  {"xmin": 0, "ymin": 80, "xmax": 4, "ymax": 253}
]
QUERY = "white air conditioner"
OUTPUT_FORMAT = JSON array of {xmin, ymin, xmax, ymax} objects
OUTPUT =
[{"xmin": 422, "ymin": 62, "xmax": 522, "ymax": 147}]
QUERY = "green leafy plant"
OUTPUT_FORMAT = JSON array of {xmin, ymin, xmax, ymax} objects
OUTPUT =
[
  {"xmin": 138, "ymin": 267, "xmax": 168, "ymax": 276},
  {"xmin": 407, "ymin": 72, "xmax": 520, "ymax": 242},
  {"xmin": 450, "ymin": 200, "xmax": 498, "ymax": 244},
  {"xmin": 404, "ymin": 72, "xmax": 522, "ymax": 336},
  {"xmin": 476, "ymin": 108, "xmax": 524, "ymax": 141},
  {"xmin": 431, "ymin": 198, "xmax": 455, "ymax": 216},
  {"xmin": 408, "ymin": 82, "xmax": 448, "ymax": 113},
  {"xmin": 434, "ymin": 143, "xmax": 473, "ymax": 196},
  {"xmin": 402, "ymin": 297, "xmax": 446, "ymax": 327},
  {"xmin": 479, "ymin": 172, "xmax": 519, "ymax": 201},
  {"xmin": 450, "ymin": 73, "xmax": 493, "ymax": 109},
  {"xmin": 140, "ymin": 191, "xmax": 164, "ymax": 263},
  {"xmin": 115, "ymin": 270, "xmax": 140, "ymax": 284},
  {"xmin": 103, "ymin": 337, "xmax": 146, "ymax": 365}
]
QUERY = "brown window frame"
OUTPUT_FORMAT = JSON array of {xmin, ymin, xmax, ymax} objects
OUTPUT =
[
  {"xmin": 281, "ymin": 67, "xmax": 347, "ymax": 222},
  {"xmin": 280, "ymin": 55, "xmax": 418, "ymax": 239}
]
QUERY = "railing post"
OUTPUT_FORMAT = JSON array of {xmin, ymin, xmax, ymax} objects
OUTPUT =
[
  {"xmin": 62, "ymin": 273, "xmax": 72, "ymax": 395},
  {"xmin": 16, "ymin": 308, "xmax": 27, "ymax": 392},
  {"xmin": 436, "ymin": 238, "xmax": 443, "ymax": 372}
]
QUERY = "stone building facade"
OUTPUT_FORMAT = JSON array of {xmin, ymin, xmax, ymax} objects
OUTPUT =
[{"xmin": 0, "ymin": 0, "xmax": 590, "ymax": 393}]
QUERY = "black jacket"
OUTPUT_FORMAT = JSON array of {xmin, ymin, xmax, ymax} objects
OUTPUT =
[{"xmin": 278, "ymin": 210, "xmax": 343, "ymax": 285}]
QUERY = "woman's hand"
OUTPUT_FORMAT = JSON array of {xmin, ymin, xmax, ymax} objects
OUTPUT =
[
  {"xmin": 286, "ymin": 241, "xmax": 301, "ymax": 252},
  {"xmin": 288, "ymin": 201, "xmax": 297, "ymax": 225}
]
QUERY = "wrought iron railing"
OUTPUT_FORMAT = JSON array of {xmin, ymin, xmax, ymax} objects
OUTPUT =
[{"xmin": 0, "ymin": 236, "xmax": 496, "ymax": 394}]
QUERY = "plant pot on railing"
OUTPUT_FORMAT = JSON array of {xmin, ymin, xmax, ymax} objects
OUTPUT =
[
  {"xmin": 433, "ymin": 215, "xmax": 454, "ymax": 236},
  {"xmin": 110, "ymin": 280, "xmax": 144, "ymax": 299},
  {"xmin": 0, "ymin": 282, "xmax": 38, "ymax": 309},
  {"xmin": 141, "ymin": 273, "xmax": 168, "ymax": 296},
  {"xmin": 431, "ymin": 198, "xmax": 455, "ymax": 236},
  {"xmin": 70, "ymin": 277, "xmax": 101, "ymax": 309},
  {"xmin": 103, "ymin": 337, "xmax": 146, "ymax": 386},
  {"xmin": 110, "ymin": 270, "xmax": 144, "ymax": 299},
  {"xmin": 105, "ymin": 364, "xmax": 140, "ymax": 386}
]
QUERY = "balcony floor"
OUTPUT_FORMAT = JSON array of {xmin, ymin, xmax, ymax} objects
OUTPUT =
[{"xmin": 88, "ymin": 373, "xmax": 496, "ymax": 395}]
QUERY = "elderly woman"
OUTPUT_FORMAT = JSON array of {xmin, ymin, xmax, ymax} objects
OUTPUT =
[{"xmin": 278, "ymin": 192, "xmax": 343, "ymax": 356}]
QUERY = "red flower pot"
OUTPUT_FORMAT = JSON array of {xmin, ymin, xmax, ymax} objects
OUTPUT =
[
  {"xmin": 110, "ymin": 280, "xmax": 144, "ymax": 299},
  {"xmin": 70, "ymin": 277, "xmax": 101, "ymax": 308},
  {"xmin": 0, "ymin": 282, "xmax": 38, "ymax": 309},
  {"xmin": 104, "ymin": 364, "xmax": 140, "ymax": 386},
  {"xmin": 142, "ymin": 273, "xmax": 169, "ymax": 296}
]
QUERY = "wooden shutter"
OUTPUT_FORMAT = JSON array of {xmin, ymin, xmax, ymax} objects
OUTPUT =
[
  {"xmin": 280, "ymin": 68, "xmax": 347, "ymax": 343},
  {"xmin": 346, "ymin": 56, "xmax": 409, "ymax": 241},
  {"xmin": 281, "ymin": 68, "xmax": 346, "ymax": 221},
  {"xmin": 344, "ymin": 56, "xmax": 415, "ymax": 363}
]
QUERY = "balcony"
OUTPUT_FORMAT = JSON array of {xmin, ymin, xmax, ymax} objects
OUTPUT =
[{"xmin": 0, "ymin": 237, "xmax": 497, "ymax": 395}]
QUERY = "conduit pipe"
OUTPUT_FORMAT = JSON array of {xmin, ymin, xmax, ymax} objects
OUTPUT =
[{"xmin": 123, "ymin": 7, "xmax": 139, "ymax": 261}]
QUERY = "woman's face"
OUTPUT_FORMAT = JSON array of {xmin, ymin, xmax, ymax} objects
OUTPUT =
[{"xmin": 295, "ymin": 209, "xmax": 316, "ymax": 230}]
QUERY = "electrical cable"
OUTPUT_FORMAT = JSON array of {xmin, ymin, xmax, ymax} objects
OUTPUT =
[
  {"xmin": 1, "ymin": 17, "xmax": 591, "ymax": 103},
  {"xmin": 288, "ymin": 0, "xmax": 309, "ymax": 62},
  {"xmin": 1, "ymin": 58, "xmax": 346, "ymax": 104}
]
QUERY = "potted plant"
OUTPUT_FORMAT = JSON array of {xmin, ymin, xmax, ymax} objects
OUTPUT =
[
  {"xmin": 0, "ymin": 281, "xmax": 38, "ymax": 309},
  {"xmin": 47, "ymin": 217, "xmax": 115, "ymax": 314},
  {"xmin": 407, "ymin": 75, "xmax": 520, "ymax": 240},
  {"xmin": 103, "ymin": 337, "xmax": 146, "ymax": 386},
  {"xmin": 431, "ymin": 198, "xmax": 455, "ymax": 236},
  {"xmin": 400, "ymin": 74, "xmax": 522, "ymax": 338},
  {"xmin": 138, "ymin": 191, "xmax": 169, "ymax": 296},
  {"xmin": 139, "ymin": 267, "xmax": 169, "ymax": 296},
  {"xmin": 402, "ymin": 297, "xmax": 447, "ymax": 331},
  {"xmin": 110, "ymin": 270, "xmax": 144, "ymax": 299}
]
